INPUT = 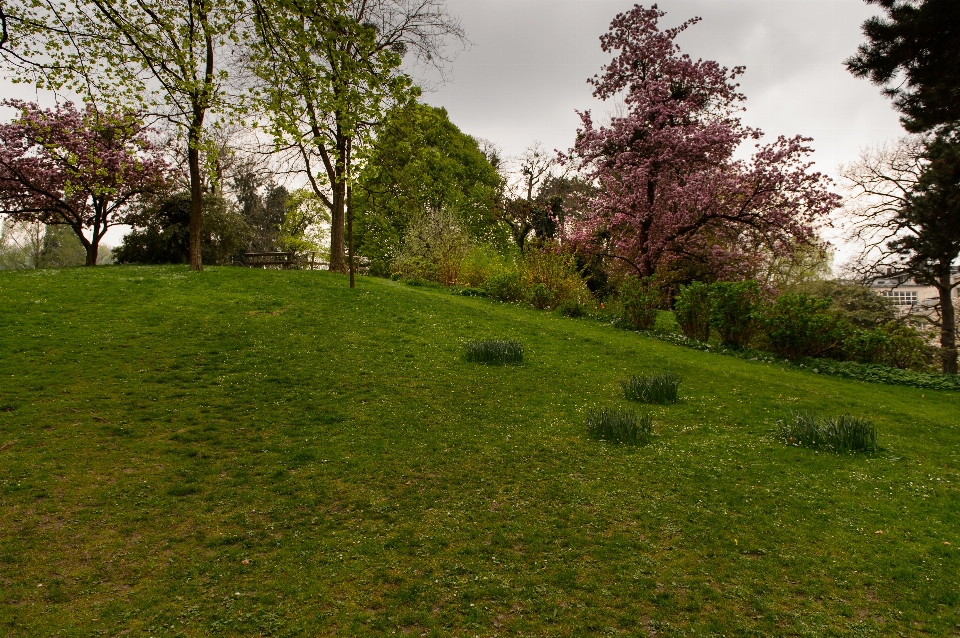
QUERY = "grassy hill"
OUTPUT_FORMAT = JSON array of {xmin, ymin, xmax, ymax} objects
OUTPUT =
[{"xmin": 1, "ymin": 265, "xmax": 958, "ymax": 637}]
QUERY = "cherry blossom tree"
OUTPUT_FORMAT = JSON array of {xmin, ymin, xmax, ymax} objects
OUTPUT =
[
  {"xmin": 567, "ymin": 5, "xmax": 839, "ymax": 281},
  {"xmin": 0, "ymin": 100, "xmax": 168, "ymax": 266}
]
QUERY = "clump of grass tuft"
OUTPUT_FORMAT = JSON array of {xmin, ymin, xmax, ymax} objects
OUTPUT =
[
  {"xmin": 464, "ymin": 339, "xmax": 524, "ymax": 365},
  {"xmin": 622, "ymin": 372, "xmax": 680, "ymax": 404},
  {"xmin": 586, "ymin": 408, "xmax": 653, "ymax": 445},
  {"xmin": 780, "ymin": 411, "xmax": 877, "ymax": 452}
]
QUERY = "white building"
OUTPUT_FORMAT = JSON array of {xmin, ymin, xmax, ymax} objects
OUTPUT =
[{"xmin": 870, "ymin": 271, "xmax": 960, "ymax": 317}]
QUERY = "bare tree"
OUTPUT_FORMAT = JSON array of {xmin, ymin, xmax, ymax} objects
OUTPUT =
[
  {"xmin": 842, "ymin": 135, "xmax": 960, "ymax": 374},
  {"xmin": 497, "ymin": 143, "xmax": 558, "ymax": 252}
]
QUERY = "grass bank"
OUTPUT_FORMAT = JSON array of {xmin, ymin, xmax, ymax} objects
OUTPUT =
[{"xmin": 1, "ymin": 265, "xmax": 958, "ymax": 636}]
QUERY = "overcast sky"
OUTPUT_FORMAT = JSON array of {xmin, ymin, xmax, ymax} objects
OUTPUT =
[{"xmin": 421, "ymin": 0, "xmax": 903, "ymax": 177}]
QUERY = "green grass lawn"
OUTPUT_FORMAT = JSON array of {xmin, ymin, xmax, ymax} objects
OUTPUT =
[{"xmin": 1, "ymin": 265, "xmax": 958, "ymax": 637}]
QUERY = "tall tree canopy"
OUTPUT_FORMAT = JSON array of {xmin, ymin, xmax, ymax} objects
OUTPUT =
[
  {"xmin": 250, "ymin": 0, "xmax": 464, "ymax": 275},
  {"xmin": 353, "ymin": 102, "xmax": 503, "ymax": 277},
  {"xmin": 0, "ymin": 100, "xmax": 168, "ymax": 265},
  {"xmin": 846, "ymin": 0, "xmax": 960, "ymax": 133},
  {"xmin": 568, "ymin": 5, "xmax": 839, "ymax": 281}
]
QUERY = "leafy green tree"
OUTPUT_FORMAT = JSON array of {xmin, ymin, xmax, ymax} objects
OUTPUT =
[
  {"xmin": 1, "ymin": 220, "xmax": 90, "ymax": 269},
  {"xmin": 277, "ymin": 189, "xmax": 330, "ymax": 261},
  {"xmin": 249, "ymin": 0, "xmax": 464, "ymax": 277},
  {"xmin": 798, "ymin": 280, "xmax": 897, "ymax": 329},
  {"xmin": 353, "ymin": 102, "xmax": 504, "ymax": 277},
  {"xmin": 114, "ymin": 192, "xmax": 247, "ymax": 265},
  {"xmin": 39, "ymin": 224, "xmax": 87, "ymax": 267}
]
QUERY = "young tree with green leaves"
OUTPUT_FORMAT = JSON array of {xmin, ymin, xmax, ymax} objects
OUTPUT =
[
  {"xmin": 249, "ymin": 0, "xmax": 464, "ymax": 278},
  {"xmin": 353, "ymin": 102, "xmax": 502, "ymax": 277}
]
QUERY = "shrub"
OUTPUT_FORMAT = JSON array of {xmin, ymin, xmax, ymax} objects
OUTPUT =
[
  {"xmin": 464, "ymin": 340, "xmax": 524, "ymax": 365},
  {"xmin": 586, "ymin": 408, "xmax": 652, "ymax": 445},
  {"xmin": 674, "ymin": 281, "xmax": 711, "ymax": 342},
  {"xmin": 840, "ymin": 328, "xmax": 888, "ymax": 364},
  {"xmin": 459, "ymin": 244, "xmax": 507, "ymax": 288},
  {"xmin": 798, "ymin": 280, "xmax": 897, "ymax": 329},
  {"xmin": 759, "ymin": 293, "xmax": 850, "ymax": 359},
  {"xmin": 619, "ymin": 276, "xmax": 661, "ymax": 330},
  {"xmin": 522, "ymin": 247, "xmax": 590, "ymax": 308},
  {"xmin": 530, "ymin": 283, "xmax": 553, "ymax": 310},
  {"xmin": 622, "ymin": 373, "xmax": 680, "ymax": 404},
  {"xmin": 557, "ymin": 299, "xmax": 588, "ymax": 318},
  {"xmin": 779, "ymin": 411, "xmax": 877, "ymax": 452},
  {"xmin": 393, "ymin": 207, "xmax": 470, "ymax": 285},
  {"xmin": 710, "ymin": 280, "xmax": 762, "ymax": 347},
  {"xmin": 485, "ymin": 270, "xmax": 526, "ymax": 302},
  {"xmin": 879, "ymin": 320, "xmax": 936, "ymax": 371}
]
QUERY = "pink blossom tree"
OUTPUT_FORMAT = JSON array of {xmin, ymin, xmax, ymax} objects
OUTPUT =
[
  {"xmin": 567, "ymin": 5, "xmax": 840, "ymax": 281},
  {"xmin": 0, "ymin": 100, "xmax": 168, "ymax": 266}
]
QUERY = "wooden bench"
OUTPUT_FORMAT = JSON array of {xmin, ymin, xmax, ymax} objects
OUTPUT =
[{"xmin": 241, "ymin": 252, "xmax": 298, "ymax": 269}]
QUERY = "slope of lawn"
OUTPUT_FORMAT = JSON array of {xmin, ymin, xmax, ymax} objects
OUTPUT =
[{"xmin": 1, "ymin": 265, "xmax": 958, "ymax": 637}]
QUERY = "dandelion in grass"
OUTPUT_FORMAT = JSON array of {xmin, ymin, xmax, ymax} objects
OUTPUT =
[{"xmin": 464, "ymin": 340, "xmax": 524, "ymax": 365}]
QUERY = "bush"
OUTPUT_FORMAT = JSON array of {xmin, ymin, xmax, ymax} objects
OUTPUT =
[
  {"xmin": 530, "ymin": 283, "xmax": 553, "ymax": 310},
  {"xmin": 586, "ymin": 408, "xmax": 652, "ymax": 445},
  {"xmin": 619, "ymin": 276, "xmax": 661, "ymax": 330},
  {"xmin": 459, "ymin": 244, "xmax": 507, "ymax": 288},
  {"xmin": 674, "ymin": 281, "xmax": 711, "ymax": 342},
  {"xmin": 710, "ymin": 280, "xmax": 762, "ymax": 347},
  {"xmin": 879, "ymin": 320, "xmax": 936, "ymax": 371},
  {"xmin": 622, "ymin": 373, "xmax": 680, "ymax": 404},
  {"xmin": 557, "ymin": 300, "xmax": 588, "ymax": 318},
  {"xmin": 840, "ymin": 328, "xmax": 888, "ymax": 364},
  {"xmin": 798, "ymin": 280, "xmax": 897, "ymax": 329},
  {"xmin": 759, "ymin": 293, "xmax": 850, "ymax": 359},
  {"xmin": 393, "ymin": 207, "xmax": 470, "ymax": 285},
  {"xmin": 464, "ymin": 340, "xmax": 524, "ymax": 365},
  {"xmin": 779, "ymin": 411, "xmax": 877, "ymax": 452},
  {"xmin": 521, "ymin": 247, "xmax": 590, "ymax": 309},
  {"xmin": 485, "ymin": 270, "xmax": 526, "ymax": 302}
]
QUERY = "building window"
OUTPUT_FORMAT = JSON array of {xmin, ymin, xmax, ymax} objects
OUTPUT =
[{"xmin": 881, "ymin": 290, "xmax": 918, "ymax": 305}]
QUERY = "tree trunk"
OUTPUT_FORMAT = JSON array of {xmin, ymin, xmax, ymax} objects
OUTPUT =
[
  {"xmin": 348, "ymin": 181, "xmax": 355, "ymax": 288},
  {"xmin": 188, "ymin": 141, "xmax": 204, "ymax": 272},
  {"xmin": 84, "ymin": 242, "xmax": 98, "ymax": 266},
  {"xmin": 938, "ymin": 273, "xmax": 958, "ymax": 374},
  {"xmin": 329, "ymin": 179, "xmax": 346, "ymax": 272},
  {"xmin": 188, "ymin": 22, "xmax": 214, "ymax": 273}
]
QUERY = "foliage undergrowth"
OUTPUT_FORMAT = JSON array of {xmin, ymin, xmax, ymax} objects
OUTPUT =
[{"xmin": 642, "ymin": 327, "xmax": 960, "ymax": 391}]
